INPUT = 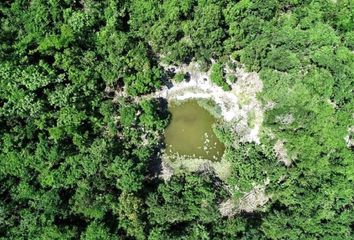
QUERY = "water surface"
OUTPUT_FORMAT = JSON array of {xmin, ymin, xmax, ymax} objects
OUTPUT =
[{"xmin": 164, "ymin": 100, "xmax": 225, "ymax": 161}]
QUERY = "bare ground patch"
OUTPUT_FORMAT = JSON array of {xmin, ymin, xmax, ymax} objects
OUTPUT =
[{"xmin": 220, "ymin": 179, "xmax": 271, "ymax": 217}]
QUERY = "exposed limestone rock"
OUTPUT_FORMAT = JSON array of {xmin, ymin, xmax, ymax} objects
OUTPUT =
[
  {"xmin": 220, "ymin": 183, "xmax": 270, "ymax": 217},
  {"xmin": 264, "ymin": 100, "xmax": 276, "ymax": 110},
  {"xmin": 273, "ymin": 140, "xmax": 292, "ymax": 167},
  {"xmin": 160, "ymin": 161, "xmax": 174, "ymax": 181},
  {"xmin": 344, "ymin": 126, "xmax": 354, "ymax": 148},
  {"xmin": 276, "ymin": 113, "xmax": 294, "ymax": 125},
  {"xmin": 235, "ymin": 185, "xmax": 269, "ymax": 213},
  {"xmin": 219, "ymin": 199, "xmax": 235, "ymax": 217}
]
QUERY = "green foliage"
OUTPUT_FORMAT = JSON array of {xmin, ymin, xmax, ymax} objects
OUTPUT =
[
  {"xmin": 189, "ymin": 2, "xmax": 226, "ymax": 60},
  {"xmin": 197, "ymin": 99, "xmax": 222, "ymax": 119},
  {"xmin": 117, "ymin": 193, "xmax": 145, "ymax": 240},
  {"xmin": 210, "ymin": 63, "xmax": 230, "ymax": 91},
  {"xmin": 173, "ymin": 72, "xmax": 185, "ymax": 82},
  {"xmin": 265, "ymin": 49, "xmax": 300, "ymax": 71},
  {"xmin": 226, "ymin": 143, "xmax": 282, "ymax": 198},
  {"xmin": 146, "ymin": 173, "xmax": 224, "ymax": 238},
  {"xmin": 0, "ymin": 0, "xmax": 353, "ymax": 239},
  {"xmin": 80, "ymin": 222, "xmax": 115, "ymax": 240}
]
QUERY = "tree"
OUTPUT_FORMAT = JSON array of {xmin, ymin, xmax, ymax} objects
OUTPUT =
[
  {"xmin": 210, "ymin": 63, "xmax": 230, "ymax": 91},
  {"xmin": 146, "ymin": 174, "xmax": 222, "ymax": 231}
]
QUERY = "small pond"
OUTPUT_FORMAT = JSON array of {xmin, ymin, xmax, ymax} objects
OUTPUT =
[{"xmin": 164, "ymin": 100, "xmax": 225, "ymax": 161}]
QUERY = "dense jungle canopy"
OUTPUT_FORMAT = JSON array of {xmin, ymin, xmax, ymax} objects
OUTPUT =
[{"xmin": 0, "ymin": 0, "xmax": 353, "ymax": 239}]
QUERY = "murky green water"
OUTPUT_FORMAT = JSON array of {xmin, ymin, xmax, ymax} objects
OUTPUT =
[{"xmin": 164, "ymin": 100, "xmax": 225, "ymax": 161}]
